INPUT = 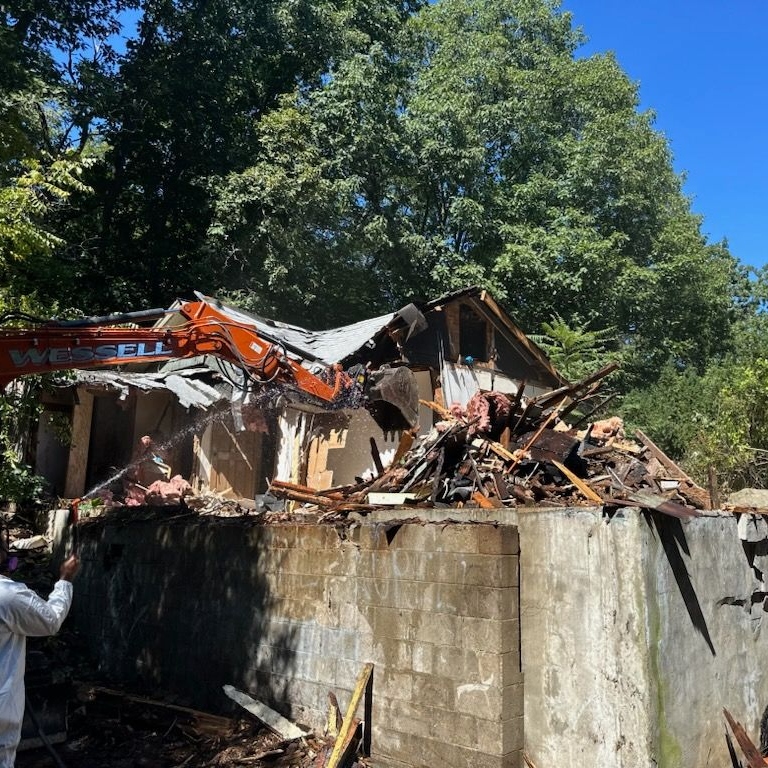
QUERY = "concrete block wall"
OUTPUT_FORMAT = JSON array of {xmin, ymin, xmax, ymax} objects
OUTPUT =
[{"xmin": 68, "ymin": 517, "xmax": 523, "ymax": 768}]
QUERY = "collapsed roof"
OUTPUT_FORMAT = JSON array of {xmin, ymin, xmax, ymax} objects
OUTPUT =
[{"xmin": 68, "ymin": 285, "xmax": 564, "ymax": 406}]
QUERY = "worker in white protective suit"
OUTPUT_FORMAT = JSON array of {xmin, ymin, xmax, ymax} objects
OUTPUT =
[{"xmin": 0, "ymin": 533, "xmax": 79, "ymax": 767}]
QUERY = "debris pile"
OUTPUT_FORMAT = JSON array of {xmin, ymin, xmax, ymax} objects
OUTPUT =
[
  {"xmin": 57, "ymin": 365, "xmax": 711, "ymax": 522},
  {"xmin": 269, "ymin": 364, "xmax": 711, "ymax": 521},
  {"xmin": 16, "ymin": 663, "xmax": 373, "ymax": 768}
]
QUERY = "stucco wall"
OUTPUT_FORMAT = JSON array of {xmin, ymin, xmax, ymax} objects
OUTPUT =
[
  {"xmin": 518, "ymin": 506, "xmax": 768, "ymax": 767},
  {"xmin": 67, "ymin": 516, "xmax": 523, "ymax": 768}
]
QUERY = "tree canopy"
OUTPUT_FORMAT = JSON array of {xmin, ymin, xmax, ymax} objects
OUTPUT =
[{"xmin": 208, "ymin": 0, "xmax": 748, "ymax": 381}]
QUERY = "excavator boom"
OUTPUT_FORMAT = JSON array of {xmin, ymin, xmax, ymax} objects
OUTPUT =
[{"xmin": 0, "ymin": 298, "xmax": 418, "ymax": 428}]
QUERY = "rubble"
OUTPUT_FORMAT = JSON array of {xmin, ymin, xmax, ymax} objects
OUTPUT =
[
  {"xmin": 16, "ymin": 682, "xmax": 348, "ymax": 768},
  {"xmin": 14, "ymin": 662, "xmax": 372, "ymax": 768},
  {"xmin": 266, "ymin": 364, "xmax": 711, "ymax": 520},
  {"xmin": 47, "ymin": 365, "xmax": 711, "ymax": 524}
]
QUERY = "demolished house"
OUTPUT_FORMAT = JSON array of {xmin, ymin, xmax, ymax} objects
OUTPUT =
[
  {"xmin": 5, "ymin": 287, "xmax": 768, "ymax": 768},
  {"xmin": 29, "ymin": 286, "xmax": 564, "ymax": 507}
]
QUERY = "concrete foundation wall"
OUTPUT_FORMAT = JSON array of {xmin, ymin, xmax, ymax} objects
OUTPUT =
[
  {"xmin": 518, "ymin": 506, "xmax": 768, "ymax": 767},
  {"xmin": 68, "ymin": 518, "xmax": 523, "ymax": 768}
]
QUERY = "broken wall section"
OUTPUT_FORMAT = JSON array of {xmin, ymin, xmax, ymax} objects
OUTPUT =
[{"xmin": 68, "ymin": 519, "xmax": 523, "ymax": 768}]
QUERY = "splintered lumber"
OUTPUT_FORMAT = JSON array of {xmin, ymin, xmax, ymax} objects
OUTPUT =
[
  {"xmin": 419, "ymin": 399, "xmax": 452, "ymax": 419},
  {"xmin": 369, "ymin": 437, "xmax": 384, "ymax": 475},
  {"xmin": 268, "ymin": 480, "xmax": 338, "ymax": 508},
  {"xmin": 723, "ymin": 708, "xmax": 768, "ymax": 768},
  {"xmin": 269, "ymin": 479, "xmax": 347, "ymax": 500},
  {"xmin": 678, "ymin": 484, "xmax": 712, "ymax": 510},
  {"xmin": 431, "ymin": 446, "xmax": 446, "ymax": 503},
  {"xmin": 390, "ymin": 430, "xmax": 416, "ymax": 468},
  {"xmin": 551, "ymin": 460, "xmax": 602, "ymax": 504},
  {"xmin": 485, "ymin": 440, "xmax": 517, "ymax": 463},
  {"xmin": 501, "ymin": 382, "xmax": 526, "ymax": 448},
  {"xmin": 275, "ymin": 489, "xmax": 336, "ymax": 507},
  {"xmin": 635, "ymin": 429, "xmax": 697, "ymax": 487},
  {"xmin": 326, "ymin": 663, "xmax": 374, "ymax": 768},
  {"xmin": 222, "ymin": 685, "xmax": 309, "ymax": 741},
  {"xmin": 726, "ymin": 731, "xmax": 743, "ymax": 768},
  {"xmin": 325, "ymin": 719, "xmax": 362, "ymax": 768},
  {"xmin": 311, "ymin": 365, "xmax": 705, "ymax": 518},
  {"xmin": 326, "ymin": 693, "xmax": 342, "ymax": 738},
  {"xmin": 80, "ymin": 685, "xmax": 234, "ymax": 736},
  {"xmin": 531, "ymin": 362, "xmax": 618, "ymax": 415}
]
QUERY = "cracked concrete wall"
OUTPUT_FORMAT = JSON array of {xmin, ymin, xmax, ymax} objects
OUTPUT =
[
  {"xmin": 519, "ymin": 506, "xmax": 768, "ymax": 767},
  {"xmin": 67, "ymin": 517, "xmax": 522, "ymax": 768}
]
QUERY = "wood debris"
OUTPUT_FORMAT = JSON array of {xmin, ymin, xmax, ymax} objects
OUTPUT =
[
  {"xmin": 723, "ymin": 708, "xmax": 768, "ymax": 767},
  {"xmin": 223, "ymin": 685, "xmax": 310, "ymax": 741},
  {"xmin": 268, "ymin": 365, "xmax": 710, "ymax": 520},
  {"xmin": 18, "ymin": 675, "xmax": 373, "ymax": 768},
  {"xmin": 324, "ymin": 663, "xmax": 373, "ymax": 768}
]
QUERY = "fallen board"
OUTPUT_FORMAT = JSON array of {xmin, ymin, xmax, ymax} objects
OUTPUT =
[{"xmin": 223, "ymin": 685, "xmax": 308, "ymax": 741}]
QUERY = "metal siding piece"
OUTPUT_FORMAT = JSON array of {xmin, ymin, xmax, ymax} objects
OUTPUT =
[
  {"xmin": 72, "ymin": 369, "xmax": 225, "ymax": 410},
  {"xmin": 194, "ymin": 292, "xmax": 397, "ymax": 364},
  {"xmin": 163, "ymin": 374, "xmax": 220, "ymax": 409}
]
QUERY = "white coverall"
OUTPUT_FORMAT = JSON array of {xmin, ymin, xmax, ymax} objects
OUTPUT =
[{"xmin": 0, "ymin": 576, "xmax": 73, "ymax": 767}]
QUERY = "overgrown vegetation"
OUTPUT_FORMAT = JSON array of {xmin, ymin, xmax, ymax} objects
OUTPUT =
[
  {"xmin": 0, "ymin": 382, "xmax": 44, "ymax": 506},
  {"xmin": 1, "ymin": 0, "xmax": 767, "ymax": 496}
]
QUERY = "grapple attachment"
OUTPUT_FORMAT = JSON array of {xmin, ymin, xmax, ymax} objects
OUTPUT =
[{"xmin": 364, "ymin": 366, "xmax": 420, "ymax": 432}]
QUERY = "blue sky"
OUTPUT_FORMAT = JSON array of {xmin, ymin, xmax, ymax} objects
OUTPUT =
[{"xmin": 561, "ymin": 0, "xmax": 768, "ymax": 271}]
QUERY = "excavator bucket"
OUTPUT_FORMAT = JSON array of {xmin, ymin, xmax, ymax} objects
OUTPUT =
[{"xmin": 364, "ymin": 366, "xmax": 420, "ymax": 432}]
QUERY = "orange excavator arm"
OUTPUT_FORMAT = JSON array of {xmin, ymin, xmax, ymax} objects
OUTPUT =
[{"xmin": 0, "ymin": 299, "xmax": 347, "ymax": 402}]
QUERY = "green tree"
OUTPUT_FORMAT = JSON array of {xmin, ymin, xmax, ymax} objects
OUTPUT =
[
  {"xmin": 209, "ymin": 0, "xmax": 746, "ymax": 381},
  {"xmin": 530, "ymin": 314, "xmax": 619, "ymax": 382},
  {"xmin": 1, "ymin": 0, "xmax": 123, "ymax": 312},
  {"xmin": 0, "ymin": 153, "xmax": 93, "ymax": 312},
  {"xmin": 57, "ymin": 0, "xmax": 424, "ymax": 314},
  {"xmin": 622, "ymin": 356, "xmax": 768, "ymax": 494},
  {"xmin": 1, "ymin": 0, "xmax": 119, "ymax": 503}
]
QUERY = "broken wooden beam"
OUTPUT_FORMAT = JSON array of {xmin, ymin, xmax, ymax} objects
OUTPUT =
[
  {"xmin": 369, "ymin": 437, "xmax": 384, "ymax": 476},
  {"xmin": 723, "ymin": 708, "xmax": 768, "ymax": 768},
  {"xmin": 269, "ymin": 486, "xmax": 336, "ymax": 508},
  {"xmin": 80, "ymin": 684, "xmax": 234, "ymax": 736},
  {"xmin": 551, "ymin": 460, "xmax": 602, "ymax": 504},
  {"xmin": 222, "ymin": 685, "xmax": 309, "ymax": 741},
  {"xmin": 269, "ymin": 479, "xmax": 346, "ymax": 500},
  {"xmin": 326, "ymin": 663, "xmax": 374, "ymax": 768},
  {"xmin": 419, "ymin": 399, "xmax": 452, "ymax": 419},
  {"xmin": 389, "ymin": 430, "xmax": 416, "ymax": 468},
  {"xmin": 326, "ymin": 692, "xmax": 342, "ymax": 739},
  {"xmin": 483, "ymin": 440, "xmax": 517, "ymax": 463},
  {"xmin": 634, "ymin": 429, "xmax": 698, "ymax": 487}
]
